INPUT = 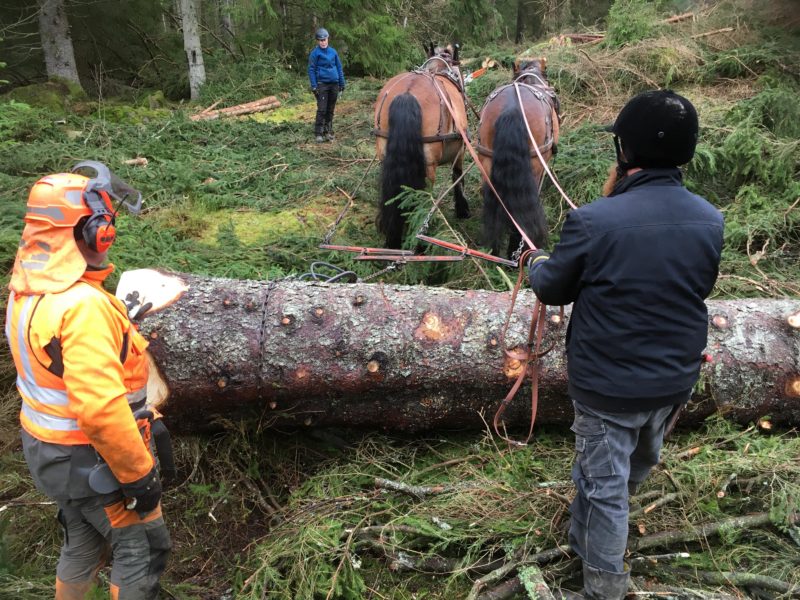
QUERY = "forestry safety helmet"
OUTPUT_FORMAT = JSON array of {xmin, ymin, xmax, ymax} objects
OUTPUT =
[
  {"xmin": 10, "ymin": 161, "xmax": 143, "ymax": 294},
  {"xmin": 315, "ymin": 28, "xmax": 329, "ymax": 40},
  {"xmin": 608, "ymin": 89, "xmax": 699, "ymax": 169}
]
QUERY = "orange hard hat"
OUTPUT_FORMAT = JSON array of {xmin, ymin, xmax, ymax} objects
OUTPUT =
[
  {"xmin": 10, "ymin": 161, "xmax": 142, "ymax": 295},
  {"xmin": 25, "ymin": 172, "xmax": 103, "ymax": 227}
]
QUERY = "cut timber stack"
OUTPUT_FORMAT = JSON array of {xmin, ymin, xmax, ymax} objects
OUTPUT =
[
  {"xmin": 118, "ymin": 269, "xmax": 800, "ymax": 432},
  {"xmin": 190, "ymin": 95, "xmax": 281, "ymax": 121}
]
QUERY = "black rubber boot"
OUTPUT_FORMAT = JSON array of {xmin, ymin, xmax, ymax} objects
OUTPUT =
[
  {"xmin": 325, "ymin": 121, "xmax": 335, "ymax": 141},
  {"xmin": 583, "ymin": 564, "xmax": 630, "ymax": 600}
]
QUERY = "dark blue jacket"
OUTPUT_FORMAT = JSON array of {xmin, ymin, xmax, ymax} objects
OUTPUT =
[
  {"xmin": 308, "ymin": 46, "xmax": 345, "ymax": 88},
  {"xmin": 529, "ymin": 168, "xmax": 724, "ymax": 412}
]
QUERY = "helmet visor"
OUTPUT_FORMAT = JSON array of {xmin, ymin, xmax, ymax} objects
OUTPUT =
[{"xmin": 72, "ymin": 161, "xmax": 143, "ymax": 215}]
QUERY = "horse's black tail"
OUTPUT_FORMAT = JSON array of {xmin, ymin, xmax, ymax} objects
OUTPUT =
[
  {"xmin": 483, "ymin": 107, "xmax": 548, "ymax": 256},
  {"xmin": 379, "ymin": 93, "xmax": 427, "ymax": 249}
]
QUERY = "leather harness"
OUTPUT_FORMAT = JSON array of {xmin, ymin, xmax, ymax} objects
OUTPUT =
[
  {"xmin": 372, "ymin": 60, "xmax": 468, "ymax": 147},
  {"xmin": 475, "ymin": 74, "xmax": 559, "ymax": 159}
]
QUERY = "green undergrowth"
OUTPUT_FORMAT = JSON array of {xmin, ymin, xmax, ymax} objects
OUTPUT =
[{"xmin": 4, "ymin": 411, "xmax": 795, "ymax": 599}]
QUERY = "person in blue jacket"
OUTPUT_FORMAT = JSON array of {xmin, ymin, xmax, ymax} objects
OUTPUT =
[
  {"xmin": 308, "ymin": 27, "xmax": 345, "ymax": 143},
  {"xmin": 527, "ymin": 90, "xmax": 724, "ymax": 600}
]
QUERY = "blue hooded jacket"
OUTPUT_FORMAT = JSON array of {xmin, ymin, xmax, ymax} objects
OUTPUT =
[
  {"xmin": 308, "ymin": 46, "xmax": 345, "ymax": 88},
  {"xmin": 529, "ymin": 168, "xmax": 724, "ymax": 412}
]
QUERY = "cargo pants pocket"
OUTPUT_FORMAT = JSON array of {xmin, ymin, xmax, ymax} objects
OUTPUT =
[{"xmin": 571, "ymin": 409, "xmax": 615, "ymax": 478}]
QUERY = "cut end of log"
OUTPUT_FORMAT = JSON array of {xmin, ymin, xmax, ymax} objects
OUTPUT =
[
  {"xmin": 145, "ymin": 353, "xmax": 169, "ymax": 409},
  {"xmin": 116, "ymin": 269, "xmax": 189, "ymax": 315},
  {"xmin": 788, "ymin": 310, "xmax": 800, "ymax": 328}
]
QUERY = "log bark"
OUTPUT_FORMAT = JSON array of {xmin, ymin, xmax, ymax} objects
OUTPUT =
[{"xmin": 118, "ymin": 270, "xmax": 800, "ymax": 432}]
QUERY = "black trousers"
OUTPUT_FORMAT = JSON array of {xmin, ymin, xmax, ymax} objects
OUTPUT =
[{"xmin": 314, "ymin": 82, "xmax": 339, "ymax": 135}]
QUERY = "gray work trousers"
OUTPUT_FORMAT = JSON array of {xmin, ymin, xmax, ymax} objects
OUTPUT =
[
  {"xmin": 568, "ymin": 400, "xmax": 676, "ymax": 574},
  {"xmin": 56, "ymin": 493, "xmax": 171, "ymax": 599}
]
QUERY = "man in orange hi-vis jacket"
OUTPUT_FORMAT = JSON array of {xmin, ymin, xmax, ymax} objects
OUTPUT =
[{"xmin": 5, "ymin": 162, "xmax": 171, "ymax": 599}]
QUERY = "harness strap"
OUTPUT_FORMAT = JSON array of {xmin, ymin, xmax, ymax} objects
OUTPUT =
[
  {"xmin": 493, "ymin": 249, "xmax": 564, "ymax": 446},
  {"xmin": 513, "ymin": 82, "xmax": 577, "ymax": 210},
  {"xmin": 473, "ymin": 138, "xmax": 554, "ymax": 159},
  {"xmin": 372, "ymin": 128, "xmax": 462, "ymax": 144}
]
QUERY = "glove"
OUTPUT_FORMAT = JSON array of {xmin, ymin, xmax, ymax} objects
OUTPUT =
[
  {"xmin": 121, "ymin": 466, "xmax": 162, "ymax": 517},
  {"xmin": 124, "ymin": 290, "xmax": 152, "ymax": 322},
  {"xmin": 526, "ymin": 249, "xmax": 550, "ymax": 269},
  {"xmin": 339, "ymin": 85, "xmax": 345, "ymax": 94},
  {"xmin": 311, "ymin": 87, "xmax": 318, "ymax": 97},
  {"xmin": 526, "ymin": 250, "xmax": 550, "ymax": 287}
]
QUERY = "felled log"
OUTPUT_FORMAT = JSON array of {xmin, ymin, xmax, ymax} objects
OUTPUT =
[
  {"xmin": 663, "ymin": 11, "xmax": 694, "ymax": 24},
  {"xmin": 118, "ymin": 269, "xmax": 800, "ymax": 432},
  {"xmin": 190, "ymin": 95, "xmax": 281, "ymax": 121},
  {"xmin": 549, "ymin": 33, "xmax": 605, "ymax": 46}
]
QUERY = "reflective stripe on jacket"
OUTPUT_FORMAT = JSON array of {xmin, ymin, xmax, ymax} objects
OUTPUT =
[{"xmin": 5, "ymin": 267, "xmax": 154, "ymax": 487}]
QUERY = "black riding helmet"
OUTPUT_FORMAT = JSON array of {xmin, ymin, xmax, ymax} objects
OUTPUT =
[
  {"xmin": 608, "ymin": 89, "xmax": 698, "ymax": 169},
  {"xmin": 315, "ymin": 28, "xmax": 329, "ymax": 40}
]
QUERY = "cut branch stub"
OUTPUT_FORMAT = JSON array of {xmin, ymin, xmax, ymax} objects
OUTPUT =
[{"xmin": 116, "ymin": 269, "xmax": 800, "ymax": 432}]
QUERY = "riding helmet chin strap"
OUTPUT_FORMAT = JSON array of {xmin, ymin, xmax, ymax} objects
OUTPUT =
[{"xmin": 613, "ymin": 135, "xmax": 634, "ymax": 176}]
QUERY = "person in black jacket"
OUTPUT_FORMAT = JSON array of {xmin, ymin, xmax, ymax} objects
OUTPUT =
[{"xmin": 528, "ymin": 90, "xmax": 724, "ymax": 600}]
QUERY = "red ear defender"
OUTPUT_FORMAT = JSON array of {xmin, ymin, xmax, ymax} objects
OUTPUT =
[{"xmin": 82, "ymin": 189, "xmax": 117, "ymax": 252}]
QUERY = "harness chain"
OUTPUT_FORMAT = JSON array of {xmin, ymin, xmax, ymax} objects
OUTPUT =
[{"xmin": 322, "ymin": 156, "xmax": 378, "ymax": 246}]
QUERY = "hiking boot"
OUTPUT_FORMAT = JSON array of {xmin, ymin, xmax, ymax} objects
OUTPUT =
[
  {"xmin": 326, "ymin": 132, "xmax": 335, "ymax": 141},
  {"xmin": 315, "ymin": 135, "xmax": 325, "ymax": 143}
]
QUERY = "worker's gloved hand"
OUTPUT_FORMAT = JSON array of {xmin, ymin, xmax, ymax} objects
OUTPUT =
[
  {"xmin": 311, "ymin": 87, "xmax": 318, "ymax": 97},
  {"xmin": 526, "ymin": 250, "xmax": 550, "ymax": 286},
  {"xmin": 526, "ymin": 249, "xmax": 550, "ymax": 270},
  {"xmin": 121, "ymin": 467, "xmax": 162, "ymax": 517},
  {"xmin": 124, "ymin": 291, "xmax": 152, "ymax": 322},
  {"xmin": 339, "ymin": 85, "xmax": 345, "ymax": 94}
]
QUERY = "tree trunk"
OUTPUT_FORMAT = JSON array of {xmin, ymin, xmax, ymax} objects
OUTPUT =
[
  {"xmin": 220, "ymin": 0, "xmax": 235, "ymax": 38},
  {"xmin": 38, "ymin": 0, "xmax": 82, "ymax": 88},
  {"xmin": 119, "ymin": 270, "xmax": 800, "ymax": 432},
  {"xmin": 179, "ymin": 0, "xmax": 206, "ymax": 101},
  {"xmin": 514, "ymin": 0, "xmax": 524, "ymax": 44}
]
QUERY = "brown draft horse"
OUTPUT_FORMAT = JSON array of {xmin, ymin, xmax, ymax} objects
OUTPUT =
[
  {"xmin": 373, "ymin": 43, "xmax": 469, "ymax": 249},
  {"xmin": 476, "ymin": 58, "xmax": 561, "ymax": 257}
]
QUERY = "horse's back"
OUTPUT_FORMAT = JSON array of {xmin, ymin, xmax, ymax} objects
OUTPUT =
[
  {"xmin": 375, "ymin": 72, "xmax": 466, "ymax": 136},
  {"xmin": 479, "ymin": 84, "xmax": 557, "ymax": 174}
]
